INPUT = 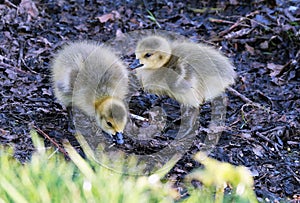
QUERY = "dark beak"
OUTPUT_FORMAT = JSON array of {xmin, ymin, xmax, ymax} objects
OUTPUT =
[
  {"xmin": 115, "ymin": 132, "xmax": 124, "ymax": 145},
  {"xmin": 130, "ymin": 59, "xmax": 144, "ymax": 69}
]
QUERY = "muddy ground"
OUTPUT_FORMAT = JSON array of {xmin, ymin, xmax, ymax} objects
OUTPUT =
[{"xmin": 0, "ymin": 0, "xmax": 299, "ymax": 202}]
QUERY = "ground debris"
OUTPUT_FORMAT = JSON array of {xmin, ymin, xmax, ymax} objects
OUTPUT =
[{"xmin": 0, "ymin": 0, "xmax": 299, "ymax": 201}]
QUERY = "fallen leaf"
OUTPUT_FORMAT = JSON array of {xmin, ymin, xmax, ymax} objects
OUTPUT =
[
  {"xmin": 5, "ymin": 69, "xmax": 17, "ymax": 80},
  {"xmin": 116, "ymin": 28, "xmax": 125, "ymax": 38},
  {"xmin": 74, "ymin": 24, "xmax": 88, "ymax": 31},
  {"xmin": 42, "ymin": 88, "xmax": 52, "ymax": 96},
  {"xmin": 252, "ymin": 145, "xmax": 264, "ymax": 157},
  {"xmin": 229, "ymin": 0, "xmax": 238, "ymax": 5},
  {"xmin": 245, "ymin": 43, "xmax": 255, "ymax": 55},
  {"xmin": 112, "ymin": 10, "xmax": 121, "ymax": 19},
  {"xmin": 260, "ymin": 41, "xmax": 269, "ymax": 49},
  {"xmin": 267, "ymin": 63, "xmax": 284, "ymax": 77},
  {"xmin": 97, "ymin": 10, "xmax": 121, "ymax": 23},
  {"xmin": 97, "ymin": 13, "xmax": 114, "ymax": 23},
  {"xmin": 255, "ymin": 14, "xmax": 271, "ymax": 25},
  {"xmin": 19, "ymin": 0, "xmax": 39, "ymax": 18},
  {"xmin": 240, "ymin": 133, "xmax": 252, "ymax": 139},
  {"xmin": 0, "ymin": 129, "xmax": 9, "ymax": 137}
]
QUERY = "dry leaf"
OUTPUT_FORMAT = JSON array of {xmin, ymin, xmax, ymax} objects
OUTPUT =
[
  {"xmin": 245, "ymin": 43, "xmax": 255, "ymax": 55},
  {"xmin": 224, "ymin": 28, "xmax": 253, "ymax": 39},
  {"xmin": 112, "ymin": 10, "xmax": 121, "ymax": 19},
  {"xmin": 252, "ymin": 145, "xmax": 264, "ymax": 157},
  {"xmin": 267, "ymin": 63, "xmax": 285, "ymax": 85},
  {"xmin": 98, "ymin": 13, "xmax": 114, "ymax": 23},
  {"xmin": 116, "ymin": 28, "xmax": 125, "ymax": 38},
  {"xmin": 240, "ymin": 133, "xmax": 252, "ymax": 139},
  {"xmin": 97, "ymin": 10, "xmax": 121, "ymax": 23},
  {"xmin": 267, "ymin": 63, "xmax": 284, "ymax": 77},
  {"xmin": 19, "ymin": 0, "xmax": 39, "ymax": 18}
]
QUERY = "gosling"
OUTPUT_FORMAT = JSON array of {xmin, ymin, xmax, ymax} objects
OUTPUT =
[
  {"xmin": 52, "ymin": 41, "xmax": 128, "ymax": 144},
  {"xmin": 131, "ymin": 36, "xmax": 236, "ymax": 107}
]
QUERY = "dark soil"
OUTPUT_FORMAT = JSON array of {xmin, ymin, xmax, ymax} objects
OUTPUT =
[{"xmin": 0, "ymin": 0, "xmax": 299, "ymax": 202}]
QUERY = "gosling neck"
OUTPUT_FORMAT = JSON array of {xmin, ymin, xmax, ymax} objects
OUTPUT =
[
  {"xmin": 94, "ymin": 96, "xmax": 113, "ymax": 112},
  {"xmin": 94, "ymin": 96, "xmax": 125, "ymax": 113},
  {"xmin": 164, "ymin": 54, "xmax": 179, "ymax": 69}
]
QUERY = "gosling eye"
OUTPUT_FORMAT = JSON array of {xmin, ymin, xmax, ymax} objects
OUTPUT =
[
  {"xmin": 144, "ymin": 53, "xmax": 153, "ymax": 58},
  {"xmin": 106, "ymin": 121, "xmax": 113, "ymax": 127}
]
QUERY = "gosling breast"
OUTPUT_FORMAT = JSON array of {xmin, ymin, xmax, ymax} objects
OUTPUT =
[
  {"xmin": 133, "ymin": 36, "xmax": 236, "ymax": 107},
  {"xmin": 51, "ymin": 41, "xmax": 128, "ymax": 143},
  {"xmin": 51, "ymin": 41, "xmax": 128, "ymax": 115}
]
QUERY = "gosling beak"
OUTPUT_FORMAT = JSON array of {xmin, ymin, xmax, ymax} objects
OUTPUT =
[
  {"xmin": 114, "ymin": 132, "xmax": 124, "ymax": 145},
  {"xmin": 130, "ymin": 59, "xmax": 144, "ymax": 69}
]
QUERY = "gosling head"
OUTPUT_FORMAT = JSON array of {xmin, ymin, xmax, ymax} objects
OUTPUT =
[
  {"xmin": 94, "ymin": 97, "xmax": 127, "ymax": 144},
  {"xmin": 131, "ymin": 36, "xmax": 172, "ymax": 70}
]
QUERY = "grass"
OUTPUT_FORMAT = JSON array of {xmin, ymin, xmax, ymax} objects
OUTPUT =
[
  {"xmin": 184, "ymin": 153, "xmax": 258, "ymax": 203},
  {"xmin": 0, "ymin": 131, "xmax": 176, "ymax": 203},
  {"xmin": 146, "ymin": 9, "xmax": 161, "ymax": 28},
  {"xmin": 0, "ymin": 130, "xmax": 258, "ymax": 203}
]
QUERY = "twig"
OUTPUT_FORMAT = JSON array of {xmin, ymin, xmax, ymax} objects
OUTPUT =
[
  {"xmin": 244, "ymin": 17, "xmax": 271, "ymax": 30},
  {"xmin": 32, "ymin": 125, "xmax": 69, "ymax": 157},
  {"xmin": 4, "ymin": 0, "xmax": 18, "ymax": 9},
  {"xmin": 255, "ymin": 131, "xmax": 281, "ymax": 155},
  {"xmin": 209, "ymin": 18, "xmax": 235, "ymax": 24},
  {"xmin": 229, "ymin": 87, "xmax": 282, "ymax": 151},
  {"xmin": 228, "ymin": 87, "xmax": 252, "ymax": 103},
  {"xmin": 0, "ymin": 62, "xmax": 31, "ymax": 75},
  {"xmin": 218, "ymin": 17, "xmax": 247, "ymax": 37},
  {"xmin": 0, "ymin": 62, "xmax": 15, "ymax": 69},
  {"xmin": 188, "ymin": 7, "xmax": 223, "ymax": 14},
  {"xmin": 285, "ymin": 165, "xmax": 300, "ymax": 184},
  {"xmin": 218, "ymin": 11, "xmax": 260, "ymax": 37},
  {"xmin": 228, "ymin": 87, "xmax": 279, "ymax": 116},
  {"xmin": 21, "ymin": 58, "xmax": 39, "ymax": 74},
  {"xmin": 260, "ymin": 126, "xmax": 286, "ymax": 135},
  {"xmin": 130, "ymin": 113, "xmax": 149, "ymax": 122},
  {"xmin": 18, "ymin": 42, "xmax": 24, "ymax": 68},
  {"xmin": 223, "ymin": 28, "xmax": 254, "ymax": 40}
]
